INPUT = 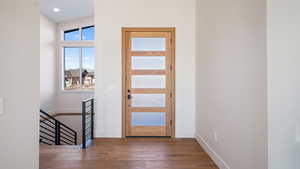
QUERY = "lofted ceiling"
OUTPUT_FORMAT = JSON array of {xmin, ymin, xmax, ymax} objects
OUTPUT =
[{"xmin": 40, "ymin": 0, "xmax": 94, "ymax": 23}]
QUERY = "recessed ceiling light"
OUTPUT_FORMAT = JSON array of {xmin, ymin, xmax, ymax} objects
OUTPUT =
[{"xmin": 53, "ymin": 8, "xmax": 60, "ymax": 13}]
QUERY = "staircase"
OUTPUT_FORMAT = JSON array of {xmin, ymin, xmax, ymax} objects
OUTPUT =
[
  {"xmin": 39, "ymin": 98, "xmax": 95, "ymax": 148},
  {"xmin": 40, "ymin": 110, "xmax": 77, "ymax": 145}
]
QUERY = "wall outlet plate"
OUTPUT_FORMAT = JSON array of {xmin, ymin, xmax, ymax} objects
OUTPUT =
[{"xmin": 0, "ymin": 98, "xmax": 4, "ymax": 115}]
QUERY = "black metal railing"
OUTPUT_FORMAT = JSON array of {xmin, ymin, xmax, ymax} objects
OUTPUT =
[
  {"xmin": 40, "ymin": 110, "xmax": 77, "ymax": 145},
  {"xmin": 81, "ymin": 98, "xmax": 95, "ymax": 149}
]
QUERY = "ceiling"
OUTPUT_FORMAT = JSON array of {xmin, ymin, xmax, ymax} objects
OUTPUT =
[{"xmin": 40, "ymin": 0, "xmax": 94, "ymax": 23}]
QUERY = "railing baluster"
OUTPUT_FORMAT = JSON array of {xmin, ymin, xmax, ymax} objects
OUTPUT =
[
  {"xmin": 81, "ymin": 98, "xmax": 94, "ymax": 149},
  {"xmin": 55, "ymin": 120, "xmax": 58, "ymax": 145},
  {"xmin": 82, "ymin": 101, "xmax": 86, "ymax": 149},
  {"xmin": 55, "ymin": 121, "xmax": 61, "ymax": 145},
  {"xmin": 75, "ymin": 132, "xmax": 77, "ymax": 145},
  {"xmin": 57, "ymin": 122, "xmax": 61, "ymax": 145},
  {"xmin": 91, "ymin": 99, "xmax": 94, "ymax": 140}
]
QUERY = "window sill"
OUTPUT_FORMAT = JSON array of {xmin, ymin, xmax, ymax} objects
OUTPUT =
[{"xmin": 61, "ymin": 89, "xmax": 95, "ymax": 94}]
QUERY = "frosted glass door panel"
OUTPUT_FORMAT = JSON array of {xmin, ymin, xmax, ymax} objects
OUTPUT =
[
  {"xmin": 131, "ymin": 75, "xmax": 165, "ymax": 89},
  {"xmin": 132, "ymin": 112, "xmax": 166, "ymax": 126},
  {"xmin": 132, "ymin": 94, "xmax": 166, "ymax": 107},
  {"xmin": 132, "ymin": 38, "xmax": 166, "ymax": 51},
  {"xmin": 132, "ymin": 56, "xmax": 166, "ymax": 70}
]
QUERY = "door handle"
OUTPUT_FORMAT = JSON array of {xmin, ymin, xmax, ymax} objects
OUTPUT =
[{"xmin": 128, "ymin": 95, "xmax": 132, "ymax": 100}]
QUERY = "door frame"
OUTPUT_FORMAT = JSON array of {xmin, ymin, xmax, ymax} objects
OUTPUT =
[{"xmin": 121, "ymin": 27, "xmax": 176, "ymax": 138}]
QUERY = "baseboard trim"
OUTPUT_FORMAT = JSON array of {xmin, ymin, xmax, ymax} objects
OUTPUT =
[
  {"xmin": 195, "ymin": 134, "xmax": 231, "ymax": 169},
  {"xmin": 95, "ymin": 130, "xmax": 122, "ymax": 138}
]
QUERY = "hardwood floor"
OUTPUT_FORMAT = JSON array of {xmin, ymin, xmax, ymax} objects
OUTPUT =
[{"xmin": 40, "ymin": 138, "xmax": 218, "ymax": 169}]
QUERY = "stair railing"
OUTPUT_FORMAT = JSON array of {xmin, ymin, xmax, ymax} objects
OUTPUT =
[
  {"xmin": 81, "ymin": 98, "xmax": 95, "ymax": 149},
  {"xmin": 40, "ymin": 110, "xmax": 77, "ymax": 145}
]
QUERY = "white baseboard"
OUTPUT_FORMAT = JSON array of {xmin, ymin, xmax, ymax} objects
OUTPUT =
[
  {"xmin": 95, "ymin": 130, "xmax": 122, "ymax": 138},
  {"xmin": 195, "ymin": 134, "xmax": 231, "ymax": 169}
]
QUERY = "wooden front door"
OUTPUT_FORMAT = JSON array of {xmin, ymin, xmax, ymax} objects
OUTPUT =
[{"xmin": 122, "ymin": 28, "xmax": 175, "ymax": 137}]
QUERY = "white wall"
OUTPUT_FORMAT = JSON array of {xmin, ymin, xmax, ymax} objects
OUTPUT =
[
  {"xmin": 268, "ymin": 0, "xmax": 300, "ymax": 168},
  {"xmin": 56, "ymin": 93, "xmax": 94, "ymax": 113},
  {"xmin": 195, "ymin": 0, "xmax": 267, "ymax": 169},
  {"xmin": 40, "ymin": 14, "xmax": 57, "ymax": 114},
  {"xmin": 95, "ymin": 0, "xmax": 196, "ymax": 137},
  {"xmin": 0, "ymin": 0, "xmax": 39, "ymax": 169}
]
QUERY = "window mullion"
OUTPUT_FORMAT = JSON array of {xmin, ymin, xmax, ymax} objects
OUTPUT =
[
  {"xmin": 79, "ymin": 27, "xmax": 82, "ymax": 40},
  {"xmin": 79, "ymin": 28, "xmax": 83, "ymax": 89},
  {"xmin": 79, "ymin": 47, "xmax": 83, "ymax": 89},
  {"xmin": 62, "ymin": 47, "xmax": 67, "ymax": 90}
]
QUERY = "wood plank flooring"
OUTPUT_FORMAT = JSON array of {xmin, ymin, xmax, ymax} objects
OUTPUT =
[{"xmin": 40, "ymin": 138, "xmax": 218, "ymax": 169}]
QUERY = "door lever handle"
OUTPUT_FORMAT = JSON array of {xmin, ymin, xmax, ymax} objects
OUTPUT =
[{"xmin": 128, "ymin": 95, "xmax": 132, "ymax": 99}]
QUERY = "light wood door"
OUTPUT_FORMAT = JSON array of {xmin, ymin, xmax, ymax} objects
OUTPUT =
[{"xmin": 122, "ymin": 28, "xmax": 175, "ymax": 137}]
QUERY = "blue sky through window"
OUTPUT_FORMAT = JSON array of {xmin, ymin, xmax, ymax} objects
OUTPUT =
[
  {"xmin": 65, "ymin": 48, "xmax": 80, "ymax": 70},
  {"xmin": 64, "ymin": 47, "xmax": 95, "ymax": 70},
  {"xmin": 82, "ymin": 26, "xmax": 95, "ymax": 40},
  {"xmin": 64, "ymin": 29, "xmax": 80, "ymax": 41},
  {"xmin": 64, "ymin": 26, "xmax": 94, "ymax": 41},
  {"xmin": 82, "ymin": 48, "xmax": 95, "ymax": 70}
]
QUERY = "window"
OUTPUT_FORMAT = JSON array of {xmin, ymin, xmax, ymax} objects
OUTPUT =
[
  {"xmin": 82, "ymin": 26, "xmax": 95, "ymax": 40},
  {"xmin": 64, "ymin": 26, "xmax": 95, "ymax": 41},
  {"xmin": 64, "ymin": 28, "xmax": 80, "ymax": 41},
  {"xmin": 62, "ymin": 26, "xmax": 95, "ymax": 91}
]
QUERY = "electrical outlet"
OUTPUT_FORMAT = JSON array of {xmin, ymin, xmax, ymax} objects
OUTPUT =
[
  {"xmin": 213, "ymin": 132, "xmax": 218, "ymax": 143},
  {"xmin": 0, "ymin": 98, "xmax": 4, "ymax": 115}
]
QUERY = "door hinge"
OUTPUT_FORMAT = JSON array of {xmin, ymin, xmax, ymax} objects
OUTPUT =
[{"xmin": 170, "ymin": 93, "xmax": 172, "ymax": 97}]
